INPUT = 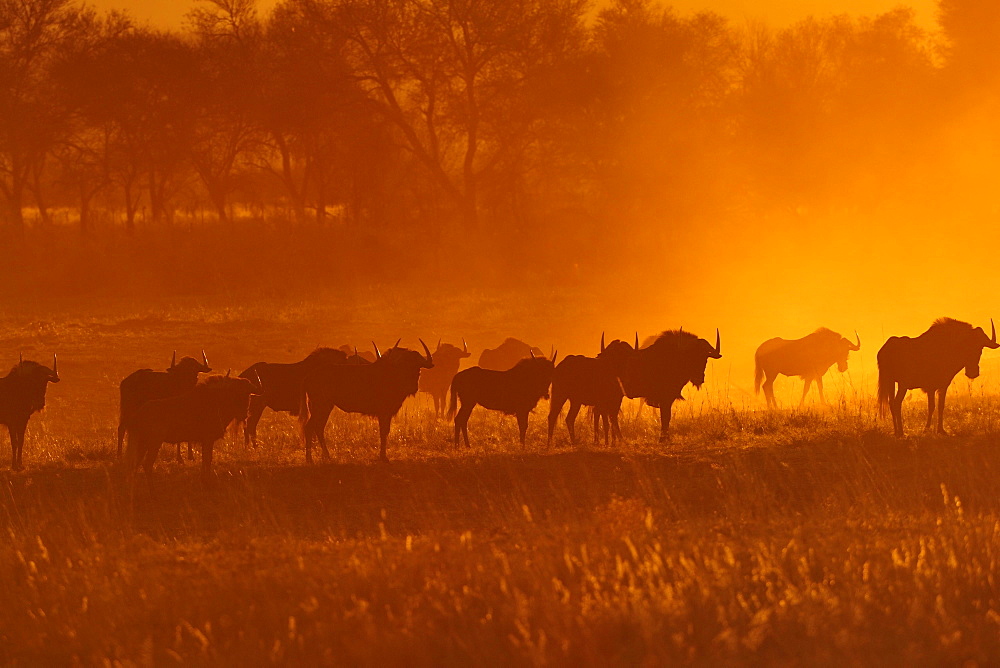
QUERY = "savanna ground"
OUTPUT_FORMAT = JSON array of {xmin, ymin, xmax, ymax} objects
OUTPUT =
[{"xmin": 2, "ymin": 292, "xmax": 1000, "ymax": 666}]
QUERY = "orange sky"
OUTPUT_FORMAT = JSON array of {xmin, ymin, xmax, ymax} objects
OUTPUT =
[{"xmin": 100, "ymin": 0, "xmax": 939, "ymax": 30}]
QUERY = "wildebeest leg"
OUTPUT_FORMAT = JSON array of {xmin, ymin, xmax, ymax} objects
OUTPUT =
[
  {"xmin": 924, "ymin": 391, "xmax": 935, "ymax": 431},
  {"xmin": 516, "ymin": 412, "xmax": 529, "ymax": 446},
  {"xmin": 816, "ymin": 376, "xmax": 826, "ymax": 404},
  {"xmin": 201, "ymin": 441, "xmax": 214, "ymax": 477},
  {"xmin": 142, "ymin": 442, "xmax": 160, "ymax": 475},
  {"xmin": 8, "ymin": 426, "xmax": 21, "ymax": 470},
  {"xmin": 593, "ymin": 410, "xmax": 602, "ymax": 446},
  {"xmin": 658, "ymin": 400, "xmax": 676, "ymax": 442},
  {"xmin": 116, "ymin": 422, "xmax": 126, "ymax": 459},
  {"xmin": 378, "ymin": 415, "xmax": 391, "ymax": 462},
  {"xmin": 932, "ymin": 387, "xmax": 948, "ymax": 441},
  {"xmin": 547, "ymin": 394, "xmax": 567, "ymax": 447},
  {"xmin": 304, "ymin": 405, "xmax": 333, "ymax": 463},
  {"xmin": 762, "ymin": 375, "xmax": 776, "ymax": 408},
  {"xmin": 245, "ymin": 396, "xmax": 266, "ymax": 447},
  {"xmin": 611, "ymin": 411, "xmax": 622, "ymax": 445},
  {"xmin": 800, "ymin": 378, "xmax": 813, "ymax": 406},
  {"xmin": 455, "ymin": 402, "xmax": 474, "ymax": 448},
  {"xmin": 13, "ymin": 424, "xmax": 26, "ymax": 470},
  {"xmin": 187, "ymin": 443, "xmax": 194, "ymax": 460},
  {"xmin": 565, "ymin": 402, "xmax": 581, "ymax": 445},
  {"xmin": 891, "ymin": 386, "xmax": 907, "ymax": 437}
]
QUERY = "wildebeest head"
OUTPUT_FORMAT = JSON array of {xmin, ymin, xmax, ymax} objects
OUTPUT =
[
  {"xmin": 810, "ymin": 329, "xmax": 861, "ymax": 372},
  {"xmin": 961, "ymin": 319, "xmax": 998, "ymax": 378},
  {"xmin": 597, "ymin": 332, "xmax": 637, "ymax": 376},
  {"xmin": 433, "ymin": 339, "xmax": 471, "ymax": 365},
  {"xmin": 382, "ymin": 339, "xmax": 435, "ymax": 369},
  {"xmin": 9, "ymin": 355, "xmax": 60, "ymax": 413},
  {"xmin": 628, "ymin": 329, "xmax": 721, "ymax": 397},
  {"xmin": 514, "ymin": 354, "xmax": 557, "ymax": 400},
  {"xmin": 169, "ymin": 350, "xmax": 211, "ymax": 377}
]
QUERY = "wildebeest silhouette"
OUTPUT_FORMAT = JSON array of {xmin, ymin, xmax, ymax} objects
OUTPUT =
[
  {"xmin": 239, "ymin": 347, "xmax": 349, "ymax": 447},
  {"xmin": 877, "ymin": 318, "xmax": 998, "ymax": 437},
  {"xmin": 117, "ymin": 351, "xmax": 211, "ymax": 459},
  {"xmin": 449, "ymin": 353, "xmax": 557, "ymax": 448},
  {"xmin": 299, "ymin": 341, "xmax": 434, "ymax": 463},
  {"xmin": 419, "ymin": 339, "xmax": 471, "ymax": 417},
  {"xmin": 754, "ymin": 328, "xmax": 861, "ymax": 407},
  {"xmin": 620, "ymin": 329, "xmax": 721, "ymax": 441},
  {"xmin": 125, "ymin": 374, "xmax": 261, "ymax": 476},
  {"xmin": 478, "ymin": 338, "xmax": 545, "ymax": 371},
  {"xmin": 0, "ymin": 355, "xmax": 60, "ymax": 470},
  {"xmin": 547, "ymin": 334, "xmax": 634, "ymax": 447}
]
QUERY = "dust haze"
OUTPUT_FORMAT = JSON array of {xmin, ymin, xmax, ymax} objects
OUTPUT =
[{"xmin": 2, "ymin": 0, "xmax": 999, "ymax": 398}]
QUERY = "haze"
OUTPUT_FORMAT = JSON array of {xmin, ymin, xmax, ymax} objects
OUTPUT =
[{"xmin": 2, "ymin": 0, "xmax": 999, "ymax": 406}]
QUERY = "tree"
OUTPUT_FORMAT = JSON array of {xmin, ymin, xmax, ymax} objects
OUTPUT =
[
  {"xmin": 0, "ymin": 0, "xmax": 92, "ymax": 233},
  {"xmin": 312, "ymin": 0, "xmax": 587, "ymax": 230}
]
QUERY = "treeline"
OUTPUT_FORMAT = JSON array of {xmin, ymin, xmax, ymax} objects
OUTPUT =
[{"xmin": 0, "ymin": 0, "xmax": 998, "ymax": 271}]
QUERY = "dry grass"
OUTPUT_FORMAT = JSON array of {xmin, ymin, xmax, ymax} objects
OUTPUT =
[{"xmin": 1, "ymin": 303, "xmax": 1000, "ymax": 665}]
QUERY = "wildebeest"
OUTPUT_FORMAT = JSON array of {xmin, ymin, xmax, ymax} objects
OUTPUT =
[
  {"xmin": 478, "ymin": 338, "xmax": 545, "ymax": 371},
  {"xmin": 877, "ymin": 318, "xmax": 998, "ymax": 437},
  {"xmin": 547, "ymin": 334, "xmax": 634, "ymax": 447},
  {"xmin": 620, "ymin": 329, "xmax": 721, "ymax": 441},
  {"xmin": 419, "ymin": 339, "xmax": 471, "ymax": 416},
  {"xmin": 0, "ymin": 355, "xmax": 60, "ymax": 470},
  {"xmin": 754, "ymin": 328, "xmax": 861, "ymax": 407},
  {"xmin": 239, "ymin": 347, "xmax": 348, "ymax": 447},
  {"xmin": 117, "ymin": 351, "xmax": 211, "ymax": 459},
  {"xmin": 299, "ymin": 341, "xmax": 434, "ymax": 463},
  {"xmin": 125, "ymin": 374, "xmax": 262, "ymax": 476},
  {"xmin": 450, "ymin": 353, "xmax": 556, "ymax": 448}
]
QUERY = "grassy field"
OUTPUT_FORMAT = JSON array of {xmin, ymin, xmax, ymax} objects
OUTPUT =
[{"xmin": 2, "ymin": 299, "xmax": 1000, "ymax": 665}]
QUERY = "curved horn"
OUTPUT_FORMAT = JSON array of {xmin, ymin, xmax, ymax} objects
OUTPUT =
[
  {"xmin": 634, "ymin": 332, "xmax": 639, "ymax": 350},
  {"xmin": 529, "ymin": 350, "xmax": 535, "ymax": 359},
  {"xmin": 52, "ymin": 353, "xmax": 58, "ymax": 375},
  {"xmin": 714, "ymin": 328, "xmax": 721, "ymax": 357},
  {"xmin": 436, "ymin": 338, "xmax": 441, "ymax": 351},
  {"xmin": 552, "ymin": 350, "xmax": 559, "ymax": 366},
  {"xmin": 393, "ymin": 338, "xmax": 401, "ymax": 349},
  {"xmin": 201, "ymin": 350, "xmax": 209, "ymax": 368},
  {"xmin": 419, "ymin": 338, "xmax": 433, "ymax": 364},
  {"xmin": 852, "ymin": 330, "xmax": 861, "ymax": 351},
  {"xmin": 372, "ymin": 341, "xmax": 381, "ymax": 359},
  {"xmin": 992, "ymin": 319, "xmax": 996, "ymax": 345},
  {"xmin": 226, "ymin": 369, "xmax": 231, "ymax": 377},
  {"xmin": 462, "ymin": 338, "xmax": 468, "ymax": 353},
  {"xmin": 171, "ymin": 350, "xmax": 176, "ymax": 369},
  {"xmin": 601, "ymin": 332, "xmax": 605, "ymax": 353},
  {"xmin": 19, "ymin": 352, "xmax": 23, "ymax": 366}
]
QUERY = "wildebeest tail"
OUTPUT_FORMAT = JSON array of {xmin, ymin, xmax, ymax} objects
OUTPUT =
[
  {"xmin": 753, "ymin": 353, "xmax": 763, "ymax": 395},
  {"xmin": 876, "ymin": 363, "xmax": 893, "ymax": 418},
  {"xmin": 447, "ymin": 378, "xmax": 459, "ymax": 419}
]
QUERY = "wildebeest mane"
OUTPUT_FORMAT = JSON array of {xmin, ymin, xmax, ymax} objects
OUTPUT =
[
  {"xmin": 4, "ymin": 360, "xmax": 48, "ymax": 378},
  {"xmin": 305, "ymin": 347, "xmax": 348, "ymax": 363},
  {"xmin": 646, "ymin": 329, "xmax": 701, "ymax": 350},
  {"xmin": 925, "ymin": 318, "xmax": 974, "ymax": 337}
]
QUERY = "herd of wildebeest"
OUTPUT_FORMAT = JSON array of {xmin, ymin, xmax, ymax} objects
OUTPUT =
[{"xmin": 0, "ymin": 317, "xmax": 997, "ymax": 473}]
